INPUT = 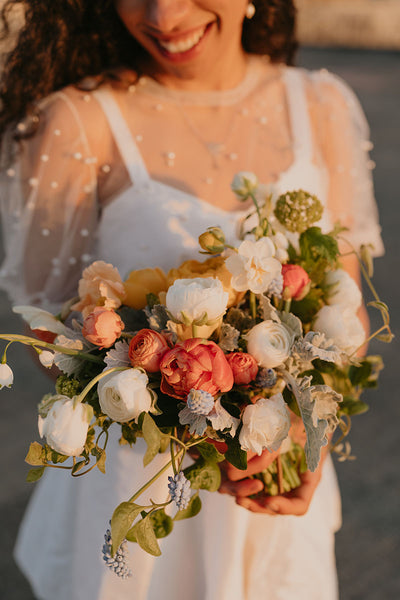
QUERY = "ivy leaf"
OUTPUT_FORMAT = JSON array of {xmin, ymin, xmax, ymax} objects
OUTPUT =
[
  {"xmin": 349, "ymin": 362, "xmax": 372, "ymax": 386},
  {"xmin": 196, "ymin": 441, "xmax": 225, "ymax": 463},
  {"xmin": 149, "ymin": 509, "xmax": 174, "ymax": 539},
  {"xmin": 174, "ymin": 493, "xmax": 202, "ymax": 521},
  {"xmin": 340, "ymin": 397, "xmax": 369, "ymax": 416},
  {"xmin": 26, "ymin": 466, "xmax": 45, "ymax": 482},
  {"xmin": 111, "ymin": 502, "xmax": 143, "ymax": 556},
  {"xmin": 96, "ymin": 450, "xmax": 106, "ymax": 474},
  {"xmin": 25, "ymin": 442, "xmax": 45, "ymax": 466},
  {"xmin": 142, "ymin": 413, "xmax": 161, "ymax": 466},
  {"xmin": 184, "ymin": 460, "xmax": 221, "ymax": 492},
  {"xmin": 129, "ymin": 515, "xmax": 161, "ymax": 557},
  {"xmin": 224, "ymin": 430, "xmax": 247, "ymax": 471}
]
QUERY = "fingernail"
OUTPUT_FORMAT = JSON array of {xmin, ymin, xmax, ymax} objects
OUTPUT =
[{"xmin": 268, "ymin": 503, "xmax": 279, "ymax": 512}]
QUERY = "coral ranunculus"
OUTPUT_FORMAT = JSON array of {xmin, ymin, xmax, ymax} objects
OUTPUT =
[
  {"xmin": 124, "ymin": 267, "xmax": 168, "ymax": 309},
  {"xmin": 226, "ymin": 352, "xmax": 258, "ymax": 385},
  {"xmin": 82, "ymin": 307, "xmax": 124, "ymax": 349},
  {"xmin": 281, "ymin": 264, "xmax": 311, "ymax": 301},
  {"xmin": 129, "ymin": 329, "xmax": 169, "ymax": 373},
  {"xmin": 160, "ymin": 339, "xmax": 234, "ymax": 400}
]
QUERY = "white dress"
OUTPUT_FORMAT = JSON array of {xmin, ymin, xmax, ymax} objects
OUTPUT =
[{"xmin": 0, "ymin": 59, "xmax": 383, "ymax": 600}]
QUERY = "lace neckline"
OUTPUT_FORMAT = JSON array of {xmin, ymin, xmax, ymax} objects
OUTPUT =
[{"xmin": 135, "ymin": 56, "xmax": 275, "ymax": 107}]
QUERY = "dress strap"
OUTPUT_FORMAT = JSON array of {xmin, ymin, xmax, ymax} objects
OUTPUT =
[
  {"xmin": 283, "ymin": 68, "xmax": 313, "ymax": 163},
  {"xmin": 93, "ymin": 88, "xmax": 150, "ymax": 186}
]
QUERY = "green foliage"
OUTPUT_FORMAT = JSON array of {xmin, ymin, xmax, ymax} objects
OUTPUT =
[
  {"xmin": 299, "ymin": 227, "xmax": 339, "ymax": 283},
  {"xmin": 111, "ymin": 502, "xmax": 144, "ymax": 555},
  {"xmin": 120, "ymin": 421, "xmax": 142, "ymax": 446},
  {"xmin": 339, "ymin": 397, "xmax": 369, "ymax": 416},
  {"xmin": 149, "ymin": 509, "xmax": 173, "ymax": 538},
  {"xmin": 127, "ymin": 514, "xmax": 161, "ymax": 557},
  {"xmin": 26, "ymin": 466, "xmax": 45, "ymax": 482},
  {"xmin": 25, "ymin": 442, "xmax": 45, "ymax": 466},
  {"xmin": 184, "ymin": 459, "xmax": 221, "ymax": 492},
  {"xmin": 142, "ymin": 413, "xmax": 169, "ymax": 466},
  {"xmin": 174, "ymin": 494, "xmax": 202, "ymax": 521},
  {"xmin": 224, "ymin": 432, "xmax": 247, "ymax": 471},
  {"xmin": 117, "ymin": 306, "xmax": 149, "ymax": 332},
  {"xmin": 349, "ymin": 362, "xmax": 372, "ymax": 387},
  {"xmin": 196, "ymin": 441, "xmax": 225, "ymax": 463},
  {"xmin": 290, "ymin": 289, "xmax": 323, "ymax": 323}
]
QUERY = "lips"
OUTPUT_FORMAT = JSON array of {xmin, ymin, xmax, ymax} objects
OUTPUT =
[{"xmin": 148, "ymin": 22, "xmax": 214, "ymax": 61}]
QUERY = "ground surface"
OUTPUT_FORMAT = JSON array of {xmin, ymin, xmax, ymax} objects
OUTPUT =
[{"xmin": 0, "ymin": 47, "xmax": 399, "ymax": 599}]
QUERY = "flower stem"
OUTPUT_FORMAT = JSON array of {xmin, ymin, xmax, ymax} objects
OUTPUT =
[
  {"xmin": 74, "ymin": 366, "xmax": 129, "ymax": 405},
  {"xmin": 128, "ymin": 448, "xmax": 184, "ymax": 503},
  {"xmin": 0, "ymin": 334, "xmax": 103, "ymax": 364},
  {"xmin": 250, "ymin": 292, "xmax": 257, "ymax": 319}
]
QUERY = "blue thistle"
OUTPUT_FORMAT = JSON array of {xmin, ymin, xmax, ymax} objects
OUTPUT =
[
  {"xmin": 102, "ymin": 527, "xmax": 132, "ymax": 579},
  {"xmin": 256, "ymin": 368, "xmax": 277, "ymax": 388},
  {"xmin": 187, "ymin": 389, "xmax": 214, "ymax": 415},
  {"xmin": 168, "ymin": 471, "xmax": 191, "ymax": 510}
]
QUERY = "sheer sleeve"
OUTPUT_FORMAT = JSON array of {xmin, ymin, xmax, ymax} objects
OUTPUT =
[
  {"xmin": 308, "ymin": 69, "xmax": 384, "ymax": 257},
  {"xmin": 0, "ymin": 89, "xmax": 106, "ymax": 311}
]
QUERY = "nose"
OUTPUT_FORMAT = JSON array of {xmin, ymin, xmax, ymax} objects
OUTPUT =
[{"xmin": 145, "ymin": 0, "xmax": 190, "ymax": 32}]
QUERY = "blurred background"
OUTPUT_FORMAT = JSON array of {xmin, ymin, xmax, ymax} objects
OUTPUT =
[{"xmin": 0, "ymin": 1, "xmax": 399, "ymax": 599}]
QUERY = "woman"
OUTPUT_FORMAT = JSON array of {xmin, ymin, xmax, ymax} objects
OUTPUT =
[{"xmin": 0, "ymin": 1, "xmax": 383, "ymax": 599}]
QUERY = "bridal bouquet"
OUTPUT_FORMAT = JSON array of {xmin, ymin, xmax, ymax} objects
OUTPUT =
[{"xmin": 0, "ymin": 173, "xmax": 392, "ymax": 578}]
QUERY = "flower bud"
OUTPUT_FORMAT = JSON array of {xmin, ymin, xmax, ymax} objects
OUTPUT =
[
  {"xmin": 82, "ymin": 307, "xmax": 124, "ymax": 349},
  {"xmin": 198, "ymin": 227, "xmax": 226, "ymax": 254},
  {"xmin": 231, "ymin": 172, "xmax": 258, "ymax": 200},
  {"xmin": 281, "ymin": 264, "xmax": 311, "ymax": 301}
]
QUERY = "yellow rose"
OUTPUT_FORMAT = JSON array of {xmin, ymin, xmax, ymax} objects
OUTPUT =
[
  {"xmin": 123, "ymin": 267, "xmax": 168, "ymax": 309},
  {"xmin": 167, "ymin": 257, "xmax": 241, "ymax": 308}
]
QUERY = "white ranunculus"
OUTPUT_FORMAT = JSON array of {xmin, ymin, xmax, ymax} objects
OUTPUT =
[
  {"xmin": 239, "ymin": 394, "xmax": 291, "ymax": 455},
  {"xmin": 166, "ymin": 277, "xmax": 229, "ymax": 324},
  {"xmin": 246, "ymin": 320, "xmax": 293, "ymax": 368},
  {"xmin": 231, "ymin": 171, "xmax": 258, "ymax": 199},
  {"xmin": 98, "ymin": 368, "xmax": 152, "ymax": 423},
  {"xmin": 0, "ymin": 363, "xmax": 13, "ymax": 389},
  {"xmin": 325, "ymin": 269, "xmax": 362, "ymax": 310},
  {"xmin": 313, "ymin": 305, "xmax": 365, "ymax": 354},
  {"xmin": 38, "ymin": 397, "xmax": 92, "ymax": 456},
  {"xmin": 225, "ymin": 238, "xmax": 282, "ymax": 294}
]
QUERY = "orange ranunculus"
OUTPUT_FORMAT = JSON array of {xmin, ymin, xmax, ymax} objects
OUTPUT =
[
  {"xmin": 226, "ymin": 352, "xmax": 258, "ymax": 386},
  {"xmin": 159, "ymin": 338, "xmax": 234, "ymax": 400},
  {"xmin": 82, "ymin": 307, "xmax": 124, "ymax": 349},
  {"xmin": 123, "ymin": 267, "xmax": 168, "ymax": 309},
  {"xmin": 72, "ymin": 261, "xmax": 126, "ymax": 318},
  {"xmin": 167, "ymin": 257, "xmax": 241, "ymax": 308},
  {"xmin": 128, "ymin": 329, "xmax": 169, "ymax": 373}
]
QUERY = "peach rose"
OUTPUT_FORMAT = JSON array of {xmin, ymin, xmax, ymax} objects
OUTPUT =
[
  {"xmin": 72, "ymin": 261, "xmax": 126, "ymax": 318},
  {"xmin": 160, "ymin": 339, "xmax": 234, "ymax": 400},
  {"xmin": 128, "ymin": 329, "xmax": 169, "ymax": 373},
  {"xmin": 167, "ymin": 257, "xmax": 242, "ymax": 308},
  {"xmin": 82, "ymin": 307, "xmax": 124, "ymax": 349},
  {"xmin": 124, "ymin": 267, "xmax": 168, "ymax": 309},
  {"xmin": 226, "ymin": 352, "xmax": 258, "ymax": 386},
  {"xmin": 281, "ymin": 264, "xmax": 311, "ymax": 301}
]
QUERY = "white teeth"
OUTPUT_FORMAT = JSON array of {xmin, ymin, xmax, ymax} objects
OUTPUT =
[{"xmin": 158, "ymin": 27, "xmax": 206, "ymax": 54}]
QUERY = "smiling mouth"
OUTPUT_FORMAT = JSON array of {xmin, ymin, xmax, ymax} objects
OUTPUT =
[{"xmin": 152, "ymin": 23, "xmax": 213, "ymax": 57}]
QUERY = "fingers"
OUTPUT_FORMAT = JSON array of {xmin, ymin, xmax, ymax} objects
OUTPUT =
[
  {"xmin": 225, "ymin": 449, "xmax": 280, "ymax": 481},
  {"xmin": 236, "ymin": 467, "xmax": 322, "ymax": 516},
  {"xmin": 219, "ymin": 476, "xmax": 264, "ymax": 497}
]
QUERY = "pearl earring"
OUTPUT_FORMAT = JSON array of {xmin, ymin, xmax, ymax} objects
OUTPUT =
[{"xmin": 245, "ymin": 3, "xmax": 256, "ymax": 19}]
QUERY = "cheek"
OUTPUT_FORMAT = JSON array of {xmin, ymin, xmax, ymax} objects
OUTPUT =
[{"xmin": 114, "ymin": 0, "xmax": 144, "ymax": 32}]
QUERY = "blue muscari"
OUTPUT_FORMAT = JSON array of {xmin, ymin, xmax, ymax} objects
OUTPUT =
[
  {"xmin": 168, "ymin": 471, "xmax": 192, "ymax": 510},
  {"xmin": 102, "ymin": 527, "xmax": 132, "ymax": 579}
]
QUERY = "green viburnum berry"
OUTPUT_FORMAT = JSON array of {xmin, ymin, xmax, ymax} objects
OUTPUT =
[
  {"xmin": 55, "ymin": 374, "xmax": 82, "ymax": 398},
  {"xmin": 274, "ymin": 190, "xmax": 323, "ymax": 233}
]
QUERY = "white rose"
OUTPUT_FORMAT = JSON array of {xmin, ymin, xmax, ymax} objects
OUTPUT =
[
  {"xmin": 0, "ymin": 363, "xmax": 13, "ymax": 389},
  {"xmin": 98, "ymin": 368, "xmax": 152, "ymax": 423},
  {"xmin": 247, "ymin": 320, "xmax": 293, "ymax": 368},
  {"xmin": 166, "ymin": 277, "xmax": 228, "ymax": 324},
  {"xmin": 38, "ymin": 397, "xmax": 92, "ymax": 456},
  {"xmin": 239, "ymin": 394, "xmax": 291, "ymax": 455},
  {"xmin": 325, "ymin": 269, "xmax": 362, "ymax": 310},
  {"xmin": 225, "ymin": 238, "xmax": 282, "ymax": 294},
  {"xmin": 313, "ymin": 305, "xmax": 365, "ymax": 354},
  {"xmin": 231, "ymin": 171, "xmax": 258, "ymax": 199}
]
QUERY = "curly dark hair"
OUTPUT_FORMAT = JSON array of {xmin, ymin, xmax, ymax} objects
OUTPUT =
[{"xmin": 0, "ymin": 0, "xmax": 297, "ymax": 143}]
